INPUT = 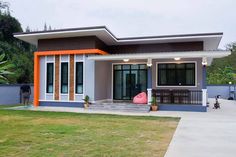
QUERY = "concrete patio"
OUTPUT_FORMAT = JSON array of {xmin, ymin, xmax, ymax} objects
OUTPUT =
[{"xmin": 9, "ymin": 98, "xmax": 236, "ymax": 157}]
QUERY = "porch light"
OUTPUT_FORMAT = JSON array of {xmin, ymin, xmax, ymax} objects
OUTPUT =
[
  {"xmin": 174, "ymin": 57, "xmax": 180, "ymax": 61},
  {"xmin": 123, "ymin": 59, "xmax": 129, "ymax": 62},
  {"xmin": 147, "ymin": 58, "xmax": 152, "ymax": 67},
  {"xmin": 202, "ymin": 57, "xmax": 207, "ymax": 66}
]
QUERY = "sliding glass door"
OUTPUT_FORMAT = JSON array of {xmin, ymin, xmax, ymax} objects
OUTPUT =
[{"xmin": 113, "ymin": 64, "xmax": 147, "ymax": 100}]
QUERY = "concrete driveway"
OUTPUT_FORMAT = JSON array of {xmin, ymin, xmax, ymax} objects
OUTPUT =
[{"xmin": 164, "ymin": 99, "xmax": 236, "ymax": 157}]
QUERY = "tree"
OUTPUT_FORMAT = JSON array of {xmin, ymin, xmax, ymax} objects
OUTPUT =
[
  {"xmin": 207, "ymin": 42, "xmax": 236, "ymax": 84},
  {"xmin": 25, "ymin": 26, "xmax": 30, "ymax": 32},
  {"xmin": 0, "ymin": 0, "xmax": 35, "ymax": 84},
  {"xmin": 207, "ymin": 66, "xmax": 235, "ymax": 84},
  {"xmin": 0, "ymin": 1, "xmax": 9, "ymax": 14},
  {"xmin": 0, "ymin": 53, "xmax": 14, "ymax": 83},
  {"xmin": 44, "ymin": 23, "xmax": 47, "ymax": 31}
]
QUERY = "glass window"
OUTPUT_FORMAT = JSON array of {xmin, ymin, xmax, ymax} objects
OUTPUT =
[
  {"xmin": 122, "ymin": 65, "xmax": 130, "ymax": 70},
  {"xmin": 157, "ymin": 63, "xmax": 195, "ymax": 86},
  {"xmin": 75, "ymin": 62, "xmax": 83, "ymax": 94},
  {"xmin": 61, "ymin": 62, "xmax": 68, "ymax": 93},
  {"xmin": 131, "ymin": 64, "xmax": 139, "ymax": 69},
  {"xmin": 46, "ymin": 63, "xmax": 54, "ymax": 93},
  {"xmin": 114, "ymin": 65, "xmax": 121, "ymax": 70},
  {"xmin": 139, "ymin": 64, "xmax": 147, "ymax": 69}
]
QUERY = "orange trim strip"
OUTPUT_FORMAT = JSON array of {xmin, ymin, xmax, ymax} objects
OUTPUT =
[
  {"xmin": 34, "ymin": 54, "xmax": 40, "ymax": 106},
  {"xmin": 35, "ymin": 49, "xmax": 108, "ymax": 56},
  {"xmin": 33, "ymin": 49, "xmax": 108, "ymax": 107}
]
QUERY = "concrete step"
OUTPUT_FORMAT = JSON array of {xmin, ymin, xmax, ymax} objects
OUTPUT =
[{"xmin": 88, "ymin": 103, "xmax": 150, "ymax": 113}]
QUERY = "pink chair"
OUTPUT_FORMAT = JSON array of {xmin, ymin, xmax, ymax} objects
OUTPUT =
[{"xmin": 133, "ymin": 92, "xmax": 147, "ymax": 104}]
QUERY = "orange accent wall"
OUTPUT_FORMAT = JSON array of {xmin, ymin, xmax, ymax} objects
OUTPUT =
[{"xmin": 33, "ymin": 49, "xmax": 108, "ymax": 107}]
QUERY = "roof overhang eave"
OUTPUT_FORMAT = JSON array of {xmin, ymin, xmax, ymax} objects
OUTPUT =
[{"xmin": 88, "ymin": 51, "xmax": 231, "ymax": 61}]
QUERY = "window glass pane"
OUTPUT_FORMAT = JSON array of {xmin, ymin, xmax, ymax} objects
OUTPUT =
[
  {"xmin": 186, "ymin": 63, "xmax": 195, "ymax": 68},
  {"xmin": 167, "ymin": 64, "xmax": 175, "ymax": 69},
  {"xmin": 159, "ymin": 70, "xmax": 167, "ymax": 85},
  {"xmin": 114, "ymin": 65, "xmax": 121, "ymax": 70},
  {"xmin": 139, "ymin": 64, "xmax": 147, "ymax": 69},
  {"xmin": 157, "ymin": 63, "xmax": 195, "ymax": 86},
  {"xmin": 114, "ymin": 70, "xmax": 122, "ymax": 99},
  {"xmin": 131, "ymin": 64, "xmax": 139, "ymax": 69},
  {"xmin": 75, "ymin": 62, "xmax": 83, "ymax": 94},
  {"xmin": 48, "ymin": 85, "xmax": 53, "ymax": 93},
  {"xmin": 186, "ymin": 69, "xmax": 195, "ymax": 85},
  {"xmin": 62, "ymin": 85, "xmax": 68, "ymax": 93},
  {"xmin": 46, "ymin": 63, "xmax": 53, "ymax": 93},
  {"xmin": 176, "ymin": 64, "xmax": 185, "ymax": 69},
  {"xmin": 122, "ymin": 65, "xmax": 130, "ymax": 70},
  {"xmin": 167, "ymin": 69, "xmax": 176, "ymax": 85},
  {"xmin": 158, "ymin": 64, "xmax": 166, "ymax": 69},
  {"xmin": 61, "ymin": 62, "xmax": 68, "ymax": 93},
  {"xmin": 176, "ymin": 69, "xmax": 185, "ymax": 85},
  {"xmin": 139, "ymin": 70, "xmax": 147, "ymax": 92}
]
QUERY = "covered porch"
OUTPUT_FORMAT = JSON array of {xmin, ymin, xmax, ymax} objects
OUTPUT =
[{"xmin": 89, "ymin": 50, "xmax": 230, "ymax": 112}]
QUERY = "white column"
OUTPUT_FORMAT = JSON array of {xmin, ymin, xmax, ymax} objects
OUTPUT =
[
  {"xmin": 202, "ymin": 89, "xmax": 207, "ymax": 106},
  {"xmin": 147, "ymin": 88, "xmax": 152, "ymax": 105}
]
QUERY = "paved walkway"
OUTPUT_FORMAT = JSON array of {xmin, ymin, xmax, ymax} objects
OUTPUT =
[{"xmin": 9, "ymin": 99, "xmax": 236, "ymax": 157}]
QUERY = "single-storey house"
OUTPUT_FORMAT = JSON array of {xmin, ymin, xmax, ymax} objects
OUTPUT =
[{"xmin": 14, "ymin": 26, "xmax": 231, "ymax": 112}]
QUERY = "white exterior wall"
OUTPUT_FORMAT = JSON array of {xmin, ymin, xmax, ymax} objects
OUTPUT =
[
  {"xmin": 39, "ymin": 54, "xmax": 89, "ymax": 103},
  {"xmin": 39, "ymin": 56, "xmax": 46, "ymax": 100},
  {"xmin": 84, "ymin": 56, "xmax": 95, "ymax": 102}
]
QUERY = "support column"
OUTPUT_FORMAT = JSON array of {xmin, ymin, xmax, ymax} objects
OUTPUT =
[
  {"xmin": 147, "ymin": 66, "xmax": 152, "ymax": 105},
  {"xmin": 33, "ymin": 53, "xmax": 40, "ymax": 107},
  {"xmin": 202, "ymin": 65, "xmax": 207, "ymax": 106}
]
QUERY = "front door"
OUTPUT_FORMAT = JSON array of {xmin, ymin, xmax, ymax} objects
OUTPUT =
[{"xmin": 113, "ymin": 64, "xmax": 147, "ymax": 100}]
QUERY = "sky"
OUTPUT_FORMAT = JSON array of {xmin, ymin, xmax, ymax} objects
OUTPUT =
[{"xmin": 7, "ymin": 0, "xmax": 236, "ymax": 49}]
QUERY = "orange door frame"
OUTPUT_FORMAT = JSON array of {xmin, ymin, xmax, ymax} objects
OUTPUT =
[{"xmin": 33, "ymin": 49, "xmax": 108, "ymax": 107}]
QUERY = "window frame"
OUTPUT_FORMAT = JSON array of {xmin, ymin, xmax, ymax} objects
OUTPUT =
[
  {"xmin": 75, "ymin": 62, "xmax": 83, "ymax": 94},
  {"xmin": 156, "ymin": 61, "xmax": 197, "ymax": 87},
  {"xmin": 60, "ymin": 62, "xmax": 69, "ymax": 94},
  {"xmin": 46, "ymin": 62, "xmax": 54, "ymax": 94}
]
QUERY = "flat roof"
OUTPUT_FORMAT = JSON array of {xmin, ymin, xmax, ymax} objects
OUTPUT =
[{"xmin": 14, "ymin": 26, "xmax": 223, "ymax": 50}]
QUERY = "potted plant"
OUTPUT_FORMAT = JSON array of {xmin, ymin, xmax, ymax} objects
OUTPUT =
[
  {"xmin": 83, "ymin": 95, "xmax": 90, "ymax": 109},
  {"xmin": 150, "ymin": 96, "xmax": 158, "ymax": 111}
]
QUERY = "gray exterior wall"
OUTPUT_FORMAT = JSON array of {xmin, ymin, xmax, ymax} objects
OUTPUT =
[
  {"xmin": 93, "ymin": 58, "xmax": 203, "ymax": 101},
  {"xmin": 0, "ymin": 85, "xmax": 33, "ymax": 105},
  {"xmin": 94, "ymin": 61, "xmax": 111, "ymax": 101}
]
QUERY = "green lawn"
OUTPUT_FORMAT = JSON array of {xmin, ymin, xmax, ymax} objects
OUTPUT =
[{"xmin": 0, "ymin": 106, "xmax": 179, "ymax": 157}]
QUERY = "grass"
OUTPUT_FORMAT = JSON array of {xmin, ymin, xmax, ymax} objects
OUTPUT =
[{"xmin": 0, "ymin": 107, "xmax": 179, "ymax": 157}]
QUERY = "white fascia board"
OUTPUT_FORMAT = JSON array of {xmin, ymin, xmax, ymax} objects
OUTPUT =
[
  {"xmin": 14, "ymin": 28, "xmax": 117, "ymax": 46},
  {"xmin": 88, "ymin": 51, "xmax": 231, "ymax": 61},
  {"xmin": 14, "ymin": 28, "xmax": 223, "ymax": 48}
]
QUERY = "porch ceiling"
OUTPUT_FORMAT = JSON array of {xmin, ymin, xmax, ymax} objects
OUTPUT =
[{"xmin": 88, "ymin": 50, "xmax": 231, "ymax": 61}]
